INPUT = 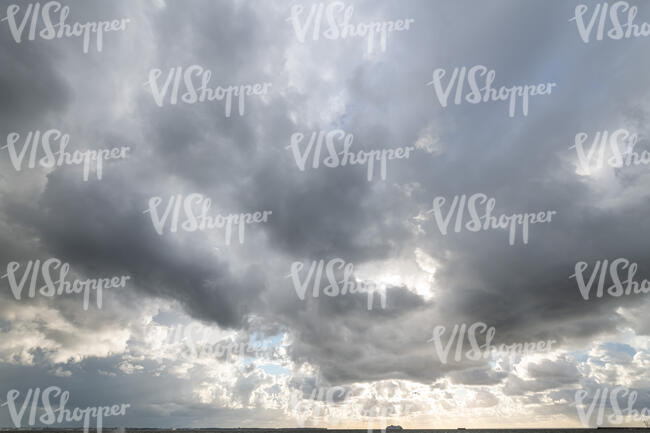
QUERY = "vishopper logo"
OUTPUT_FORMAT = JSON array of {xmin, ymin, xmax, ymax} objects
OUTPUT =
[
  {"xmin": 2, "ymin": 130, "xmax": 130, "ymax": 181},
  {"xmin": 571, "ymin": 2, "xmax": 650, "ymax": 44},
  {"xmin": 571, "ymin": 129, "xmax": 650, "ymax": 175},
  {"xmin": 145, "ymin": 65, "xmax": 272, "ymax": 116},
  {"xmin": 424, "ymin": 193, "xmax": 557, "ymax": 246},
  {"xmin": 143, "ymin": 193, "xmax": 272, "ymax": 246},
  {"xmin": 570, "ymin": 258, "xmax": 650, "ymax": 300},
  {"xmin": 427, "ymin": 65, "xmax": 556, "ymax": 117},
  {"xmin": 286, "ymin": 130, "xmax": 415, "ymax": 181},
  {"xmin": 165, "ymin": 323, "xmax": 267, "ymax": 361},
  {"xmin": 575, "ymin": 386, "xmax": 650, "ymax": 427},
  {"xmin": 289, "ymin": 386, "xmax": 413, "ymax": 432},
  {"xmin": 1, "ymin": 258, "xmax": 131, "ymax": 311},
  {"xmin": 287, "ymin": 258, "xmax": 387, "ymax": 311},
  {"xmin": 428, "ymin": 322, "xmax": 556, "ymax": 364},
  {"xmin": 1, "ymin": 2, "xmax": 130, "ymax": 53},
  {"xmin": 287, "ymin": 2, "xmax": 414, "ymax": 54},
  {"xmin": 0, "ymin": 386, "xmax": 130, "ymax": 433}
]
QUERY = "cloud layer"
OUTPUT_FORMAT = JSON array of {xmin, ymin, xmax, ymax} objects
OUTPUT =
[{"xmin": 1, "ymin": 0, "xmax": 650, "ymax": 429}]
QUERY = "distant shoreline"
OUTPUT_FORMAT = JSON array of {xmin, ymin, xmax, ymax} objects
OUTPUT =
[{"xmin": 1, "ymin": 428, "xmax": 650, "ymax": 432}]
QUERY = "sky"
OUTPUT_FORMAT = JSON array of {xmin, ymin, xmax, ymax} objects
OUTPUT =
[{"xmin": 1, "ymin": 0, "xmax": 650, "ymax": 429}]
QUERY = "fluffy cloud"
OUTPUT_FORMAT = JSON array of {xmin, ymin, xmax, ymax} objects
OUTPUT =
[{"xmin": 1, "ymin": 0, "xmax": 650, "ymax": 429}]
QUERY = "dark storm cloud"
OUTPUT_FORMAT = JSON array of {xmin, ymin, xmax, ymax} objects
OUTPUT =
[{"xmin": 1, "ymin": 0, "xmax": 650, "ymax": 427}]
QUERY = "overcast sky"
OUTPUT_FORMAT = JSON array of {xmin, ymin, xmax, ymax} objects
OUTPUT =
[{"xmin": 1, "ymin": 0, "xmax": 650, "ymax": 429}]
